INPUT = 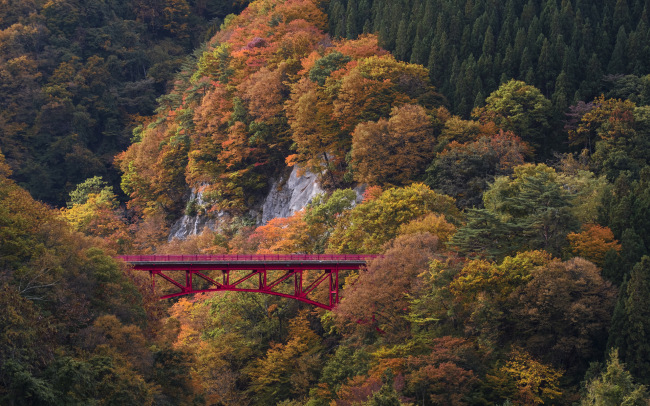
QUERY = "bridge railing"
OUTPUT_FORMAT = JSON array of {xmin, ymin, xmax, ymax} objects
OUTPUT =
[{"xmin": 118, "ymin": 254, "xmax": 379, "ymax": 263}]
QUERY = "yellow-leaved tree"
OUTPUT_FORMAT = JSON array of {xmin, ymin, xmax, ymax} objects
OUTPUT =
[
  {"xmin": 60, "ymin": 176, "xmax": 132, "ymax": 253},
  {"xmin": 488, "ymin": 349, "xmax": 563, "ymax": 405},
  {"xmin": 328, "ymin": 183, "xmax": 461, "ymax": 254},
  {"xmin": 247, "ymin": 311, "xmax": 323, "ymax": 405}
]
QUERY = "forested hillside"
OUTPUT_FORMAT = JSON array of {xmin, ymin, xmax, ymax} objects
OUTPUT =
[
  {"xmin": 328, "ymin": 0, "xmax": 650, "ymax": 116},
  {"xmin": 0, "ymin": 0, "xmax": 249, "ymax": 205},
  {"xmin": 0, "ymin": 153, "xmax": 206, "ymax": 404},
  {"xmin": 3, "ymin": 0, "xmax": 650, "ymax": 404}
]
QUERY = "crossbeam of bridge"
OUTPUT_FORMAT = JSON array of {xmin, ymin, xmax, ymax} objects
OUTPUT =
[{"xmin": 118, "ymin": 254, "xmax": 377, "ymax": 310}]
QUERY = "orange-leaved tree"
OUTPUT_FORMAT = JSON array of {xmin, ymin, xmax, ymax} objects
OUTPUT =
[
  {"xmin": 405, "ymin": 336, "xmax": 481, "ymax": 405},
  {"xmin": 351, "ymin": 104, "xmax": 436, "ymax": 186},
  {"xmin": 332, "ymin": 232, "xmax": 440, "ymax": 342},
  {"xmin": 567, "ymin": 223, "xmax": 622, "ymax": 266},
  {"xmin": 247, "ymin": 210, "xmax": 311, "ymax": 254}
]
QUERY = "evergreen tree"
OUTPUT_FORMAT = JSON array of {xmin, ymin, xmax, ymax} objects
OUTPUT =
[
  {"xmin": 607, "ymin": 256, "xmax": 650, "ymax": 385},
  {"xmin": 359, "ymin": 0, "xmax": 372, "ymax": 32},
  {"xmin": 346, "ymin": 0, "xmax": 359, "ymax": 39},
  {"xmin": 329, "ymin": 1, "xmax": 346, "ymax": 38},
  {"xmin": 323, "ymin": 0, "xmax": 650, "ymax": 116},
  {"xmin": 613, "ymin": 0, "xmax": 633, "ymax": 33},
  {"xmin": 537, "ymin": 37, "xmax": 554, "ymax": 95},
  {"xmin": 410, "ymin": 31, "xmax": 426, "ymax": 65},
  {"xmin": 621, "ymin": 228, "xmax": 649, "ymax": 272},
  {"xmin": 608, "ymin": 26, "xmax": 629, "ymax": 73},
  {"xmin": 581, "ymin": 349, "xmax": 649, "ymax": 405},
  {"xmin": 579, "ymin": 53, "xmax": 604, "ymax": 100},
  {"xmin": 394, "ymin": 19, "xmax": 409, "ymax": 60},
  {"xmin": 501, "ymin": 45, "xmax": 515, "ymax": 79},
  {"xmin": 552, "ymin": 71, "xmax": 571, "ymax": 116},
  {"xmin": 450, "ymin": 208, "xmax": 515, "ymax": 259}
]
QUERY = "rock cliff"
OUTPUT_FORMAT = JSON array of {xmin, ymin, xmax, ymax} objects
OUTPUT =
[
  {"xmin": 168, "ymin": 166, "xmax": 324, "ymax": 240},
  {"xmin": 260, "ymin": 166, "xmax": 324, "ymax": 224}
]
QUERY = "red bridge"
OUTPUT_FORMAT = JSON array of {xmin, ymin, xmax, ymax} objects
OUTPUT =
[{"xmin": 118, "ymin": 254, "xmax": 378, "ymax": 310}]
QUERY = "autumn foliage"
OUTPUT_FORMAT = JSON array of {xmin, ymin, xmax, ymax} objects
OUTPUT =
[
  {"xmin": 6, "ymin": 0, "xmax": 650, "ymax": 404},
  {"xmin": 568, "ymin": 224, "xmax": 622, "ymax": 266}
]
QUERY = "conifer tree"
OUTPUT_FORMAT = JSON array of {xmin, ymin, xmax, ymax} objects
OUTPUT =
[
  {"xmin": 608, "ymin": 26, "xmax": 628, "ymax": 73},
  {"xmin": 394, "ymin": 19, "xmax": 409, "ymax": 61},
  {"xmin": 346, "ymin": 0, "xmax": 359, "ymax": 39},
  {"xmin": 607, "ymin": 256, "xmax": 650, "ymax": 385},
  {"xmin": 329, "ymin": 1, "xmax": 346, "ymax": 38},
  {"xmin": 552, "ymin": 71, "xmax": 570, "ymax": 116},
  {"xmin": 613, "ymin": 0, "xmax": 633, "ymax": 33},
  {"xmin": 581, "ymin": 349, "xmax": 649, "ymax": 405},
  {"xmin": 325, "ymin": 0, "xmax": 650, "ymax": 117}
]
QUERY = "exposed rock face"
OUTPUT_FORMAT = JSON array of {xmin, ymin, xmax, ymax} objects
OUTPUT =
[
  {"xmin": 353, "ymin": 183, "xmax": 367, "ymax": 204},
  {"xmin": 167, "ymin": 186, "xmax": 218, "ymax": 241},
  {"xmin": 167, "ymin": 214, "xmax": 216, "ymax": 241},
  {"xmin": 261, "ymin": 166, "xmax": 324, "ymax": 223},
  {"xmin": 168, "ymin": 166, "xmax": 325, "ymax": 241}
]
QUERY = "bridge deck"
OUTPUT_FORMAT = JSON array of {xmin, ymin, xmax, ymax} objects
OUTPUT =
[{"xmin": 118, "ymin": 254, "xmax": 377, "ymax": 270}]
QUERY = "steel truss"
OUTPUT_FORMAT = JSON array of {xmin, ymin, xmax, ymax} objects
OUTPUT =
[{"xmin": 119, "ymin": 254, "xmax": 376, "ymax": 310}]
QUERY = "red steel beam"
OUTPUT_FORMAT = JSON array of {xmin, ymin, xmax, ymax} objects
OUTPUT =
[
  {"xmin": 119, "ymin": 254, "xmax": 377, "ymax": 263},
  {"xmin": 120, "ymin": 254, "xmax": 378, "ymax": 310}
]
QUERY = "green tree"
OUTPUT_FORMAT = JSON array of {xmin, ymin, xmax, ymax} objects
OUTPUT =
[
  {"xmin": 581, "ymin": 349, "xmax": 649, "ymax": 405},
  {"xmin": 66, "ymin": 176, "xmax": 115, "ymax": 208},
  {"xmin": 448, "ymin": 208, "xmax": 515, "ymax": 258},
  {"xmin": 303, "ymin": 189, "xmax": 357, "ymax": 253},
  {"xmin": 0, "ymin": 285, "xmax": 56, "ymax": 405},
  {"xmin": 452, "ymin": 164, "xmax": 581, "ymax": 258},
  {"xmin": 472, "ymin": 80, "xmax": 553, "ymax": 156},
  {"xmin": 318, "ymin": 346, "xmax": 371, "ymax": 397},
  {"xmin": 426, "ymin": 131, "xmax": 530, "ymax": 208},
  {"xmin": 608, "ymin": 26, "xmax": 628, "ymax": 73},
  {"xmin": 345, "ymin": 0, "xmax": 359, "ymax": 39},
  {"xmin": 607, "ymin": 256, "xmax": 650, "ymax": 385},
  {"xmin": 309, "ymin": 52, "xmax": 352, "ymax": 86},
  {"xmin": 599, "ymin": 168, "xmax": 650, "ymax": 268},
  {"xmin": 328, "ymin": 183, "xmax": 461, "ymax": 254}
]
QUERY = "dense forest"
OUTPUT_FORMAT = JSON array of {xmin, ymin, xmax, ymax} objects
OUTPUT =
[
  {"xmin": 2, "ymin": 0, "xmax": 650, "ymax": 404},
  {"xmin": 0, "ymin": 0, "xmax": 250, "ymax": 205},
  {"xmin": 329, "ymin": 0, "xmax": 650, "ymax": 116}
]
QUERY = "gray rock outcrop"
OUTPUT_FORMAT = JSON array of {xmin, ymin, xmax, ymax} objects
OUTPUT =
[
  {"xmin": 168, "ymin": 166, "xmax": 325, "ymax": 241},
  {"xmin": 167, "ymin": 186, "xmax": 219, "ymax": 241},
  {"xmin": 260, "ymin": 165, "xmax": 324, "ymax": 223}
]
